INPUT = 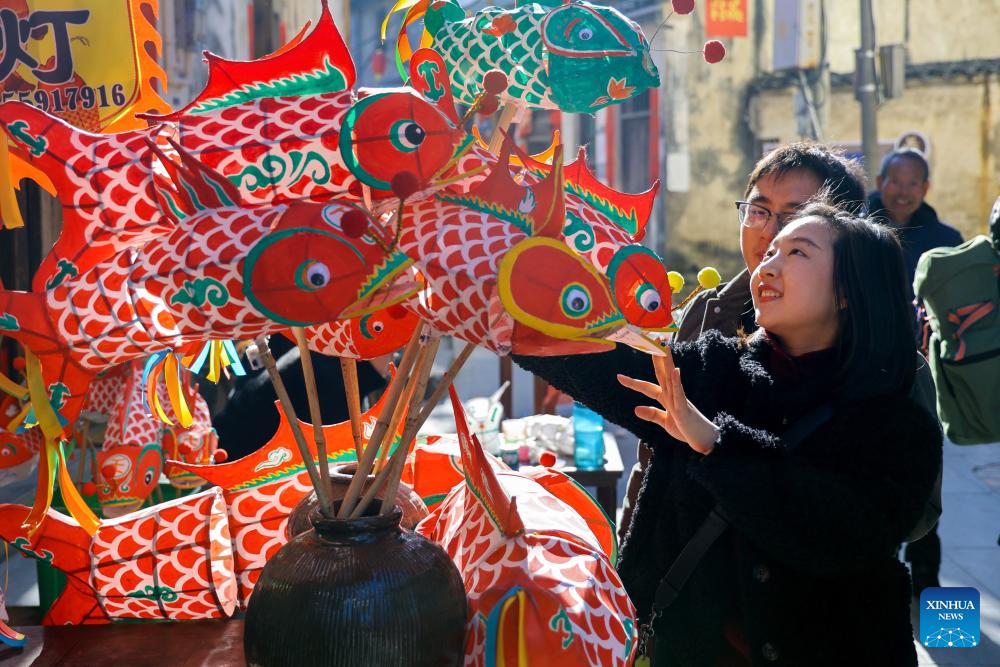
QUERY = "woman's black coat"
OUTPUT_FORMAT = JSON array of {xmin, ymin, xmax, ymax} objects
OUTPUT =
[{"xmin": 513, "ymin": 332, "xmax": 941, "ymax": 666}]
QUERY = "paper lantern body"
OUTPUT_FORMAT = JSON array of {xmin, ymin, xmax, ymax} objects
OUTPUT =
[
  {"xmin": 300, "ymin": 301, "xmax": 421, "ymax": 359},
  {"xmin": 408, "ymin": 0, "xmax": 659, "ymax": 113},
  {"xmin": 90, "ymin": 488, "xmax": 237, "ymax": 620},
  {"xmin": 0, "ymin": 488, "xmax": 236, "ymax": 625},
  {"xmin": 415, "ymin": 388, "xmax": 637, "ymax": 666}
]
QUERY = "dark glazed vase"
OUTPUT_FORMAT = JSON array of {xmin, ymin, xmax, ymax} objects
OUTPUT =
[
  {"xmin": 244, "ymin": 502, "xmax": 467, "ymax": 667},
  {"xmin": 286, "ymin": 463, "xmax": 428, "ymax": 537}
]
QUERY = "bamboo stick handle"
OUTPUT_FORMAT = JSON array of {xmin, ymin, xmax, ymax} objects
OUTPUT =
[
  {"xmin": 339, "ymin": 358, "xmax": 364, "ymax": 458},
  {"xmin": 255, "ymin": 336, "xmax": 334, "ymax": 518},
  {"xmin": 488, "ymin": 104, "xmax": 518, "ymax": 153},
  {"xmin": 353, "ymin": 336, "xmax": 440, "ymax": 518},
  {"xmin": 377, "ymin": 340, "xmax": 474, "ymax": 517},
  {"xmin": 373, "ymin": 352, "xmax": 422, "ymax": 475},
  {"xmin": 292, "ymin": 327, "xmax": 331, "ymax": 487},
  {"xmin": 338, "ymin": 324, "xmax": 425, "ymax": 518}
]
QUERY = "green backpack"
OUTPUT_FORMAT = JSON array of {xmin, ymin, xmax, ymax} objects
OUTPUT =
[{"xmin": 914, "ymin": 235, "xmax": 1000, "ymax": 444}]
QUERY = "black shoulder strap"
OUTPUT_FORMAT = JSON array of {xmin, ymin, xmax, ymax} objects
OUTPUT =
[{"xmin": 649, "ymin": 403, "xmax": 833, "ymax": 614}]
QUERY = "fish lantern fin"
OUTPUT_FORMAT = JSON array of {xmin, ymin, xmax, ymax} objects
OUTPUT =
[
  {"xmin": 142, "ymin": 3, "xmax": 355, "ymax": 120},
  {"xmin": 449, "ymin": 386, "xmax": 524, "ymax": 537},
  {"xmin": 409, "ymin": 49, "xmax": 461, "ymax": 126},
  {"xmin": 147, "ymin": 139, "xmax": 243, "ymax": 219}
]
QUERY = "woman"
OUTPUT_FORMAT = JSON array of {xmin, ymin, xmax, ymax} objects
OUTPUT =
[{"xmin": 513, "ymin": 203, "xmax": 940, "ymax": 666}]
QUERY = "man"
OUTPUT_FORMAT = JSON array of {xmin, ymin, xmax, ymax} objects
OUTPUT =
[
  {"xmin": 869, "ymin": 148, "xmax": 963, "ymax": 287},
  {"xmin": 619, "ymin": 142, "xmax": 866, "ymax": 540},
  {"xmin": 869, "ymin": 148, "xmax": 963, "ymax": 595}
]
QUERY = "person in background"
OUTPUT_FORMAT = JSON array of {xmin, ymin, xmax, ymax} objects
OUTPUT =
[
  {"xmin": 618, "ymin": 143, "xmax": 866, "ymax": 540},
  {"xmin": 211, "ymin": 336, "xmax": 389, "ymax": 460},
  {"xmin": 869, "ymin": 148, "xmax": 963, "ymax": 595},
  {"xmin": 869, "ymin": 148, "xmax": 963, "ymax": 286}
]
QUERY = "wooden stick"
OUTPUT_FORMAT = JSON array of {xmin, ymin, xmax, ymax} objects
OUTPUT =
[
  {"xmin": 340, "ymin": 358, "xmax": 364, "ymax": 459},
  {"xmin": 338, "ymin": 324, "xmax": 425, "ymax": 518},
  {"xmin": 373, "ymin": 348, "xmax": 425, "ymax": 475},
  {"xmin": 353, "ymin": 336, "xmax": 440, "ymax": 519},
  {"xmin": 376, "ymin": 341, "xmax": 474, "ymax": 517},
  {"xmin": 255, "ymin": 335, "xmax": 334, "ymax": 518},
  {"xmin": 415, "ymin": 342, "xmax": 475, "ymax": 426},
  {"xmin": 292, "ymin": 327, "xmax": 332, "ymax": 488},
  {"xmin": 488, "ymin": 104, "xmax": 519, "ymax": 153}
]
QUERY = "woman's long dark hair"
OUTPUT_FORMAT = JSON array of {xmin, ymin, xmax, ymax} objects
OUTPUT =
[{"xmin": 793, "ymin": 201, "xmax": 917, "ymax": 400}]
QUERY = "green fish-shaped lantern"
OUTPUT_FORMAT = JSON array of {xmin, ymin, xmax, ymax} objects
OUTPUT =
[{"xmin": 384, "ymin": 0, "xmax": 660, "ymax": 113}]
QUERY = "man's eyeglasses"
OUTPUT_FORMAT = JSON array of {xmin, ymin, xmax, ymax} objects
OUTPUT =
[{"xmin": 735, "ymin": 201, "xmax": 796, "ymax": 230}]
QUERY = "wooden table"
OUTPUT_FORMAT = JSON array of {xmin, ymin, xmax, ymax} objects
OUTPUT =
[
  {"xmin": 560, "ymin": 432, "xmax": 624, "ymax": 521},
  {"xmin": 0, "ymin": 619, "xmax": 245, "ymax": 666}
]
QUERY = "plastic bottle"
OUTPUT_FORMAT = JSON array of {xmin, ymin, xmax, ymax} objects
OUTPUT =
[{"xmin": 572, "ymin": 403, "xmax": 605, "ymax": 470}]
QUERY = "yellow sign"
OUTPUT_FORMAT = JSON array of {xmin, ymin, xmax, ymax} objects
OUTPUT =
[{"xmin": 0, "ymin": 0, "xmax": 167, "ymax": 133}]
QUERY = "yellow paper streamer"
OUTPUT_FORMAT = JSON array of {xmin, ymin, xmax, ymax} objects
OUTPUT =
[
  {"xmin": 57, "ymin": 442, "xmax": 99, "ymax": 536},
  {"xmin": 0, "ymin": 133, "xmax": 25, "ymax": 230},
  {"xmin": 5, "ymin": 403, "xmax": 29, "ymax": 432},
  {"xmin": 0, "ymin": 371, "xmax": 27, "ymax": 400},
  {"xmin": 23, "ymin": 350, "xmax": 99, "ymax": 536},
  {"xmin": 164, "ymin": 354, "xmax": 193, "ymax": 428}
]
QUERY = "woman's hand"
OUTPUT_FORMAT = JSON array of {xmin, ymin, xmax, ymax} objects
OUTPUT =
[{"xmin": 617, "ymin": 345, "xmax": 720, "ymax": 455}]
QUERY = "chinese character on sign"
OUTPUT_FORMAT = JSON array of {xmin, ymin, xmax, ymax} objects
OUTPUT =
[
  {"xmin": 705, "ymin": 0, "xmax": 747, "ymax": 38},
  {"xmin": 0, "ymin": 7, "xmax": 90, "ymax": 85}
]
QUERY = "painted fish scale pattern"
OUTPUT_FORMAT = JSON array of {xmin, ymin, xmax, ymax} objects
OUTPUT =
[
  {"xmin": 306, "ymin": 321, "xmax": 359, "ymax": 358},
  {"xmin": 103, "ymin": 364, "xmax": 161, "ymax": 449},
  {"xmin": 131, "ymin": 207, "xmax": 280, "ymax": 342},
  {"xmin": 45, "ymin": 204, "xmax": 280, "ymax": 371},
  {"xmin": 172, "ymin": 92, "xmax": 358, "ymax": 206},
  {"xmin": 400, "ymin": 196, "xmax": 523, "ymax": 351},
  {"xmin": 436, "ymin": 8, "xmax": 552, "ymax": 109},
  {"xmin": 90, "ymin": 488, "xmax": 236, "ymax": 620},
  {"xmin": 82, "ymin": 369, "xmax": 125, "ymax": 417},
  {"xmin": 419, "ymin": 483, "xmax": 635, "ymax": 666},
  {"xmin": 222, "ymin": 474, "xmax": 313, "ymax": 606},
  {"xmin": 64, "ymin": 127, "xmax": 166, "ymax": 248},
  {"xmin": 442, "ymin": 146, "xmax": 640, "ymax": 271},
  {"xmin": 47, "ymin": 253, "xmax": 170, "ymax": 370}
]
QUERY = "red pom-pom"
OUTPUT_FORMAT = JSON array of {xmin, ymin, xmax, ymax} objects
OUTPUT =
[
  {"xmin": 388, "ymin": 304, "xmax": 409, "ymax": 320},
  {"xmin": 213, "ymin": 449, "xmax": 228, "ymax": 464},
  {"xmin": 483, "ymin": 70, "xmax": 508, "ymax": 95},
  {"xmin": 671, "ymin": 0, "xmax": 695, "ymax": 14},
  {"xmin": 477, "ymin": 95, "xmax": 500, "ymax": 116},
  {"xmin": 341, "ymin": 209, "xmax": 370, "ymax": 238},
  {"xmin": 538, "ymin": 451, "xmax": 557, "ymax": 468},
  {"xmin": 391, "ymin": 171, "xmax": 421, "ymax": 200},
  {"xmin": 81, "ymin": 481, "xmax": 97, "ymax": 496},
  {"xmin": 11, "ymin": 357, "xmax": 24, "ymax": 372},
  {"xmin": 179, "ymin": 442, "xmax": 195, "ymax": 457},
  {"xmin": 703, "ymin": 40, "xmax": 726, "ymax": 64}
]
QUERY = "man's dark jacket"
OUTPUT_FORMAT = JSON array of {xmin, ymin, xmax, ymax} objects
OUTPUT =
[{"xmin": 867, "ymin": 195, "xmax": 963, "ymax": 285}]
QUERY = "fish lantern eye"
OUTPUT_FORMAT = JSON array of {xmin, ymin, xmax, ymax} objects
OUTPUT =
[
  {"xmin": 296, "ymin": 261, "xmax": 331, "ymax": 292},
  {"xmin": 390, "ymin": 120, "xmax": 426, "ymax": 153},
  {"xmin": 372, "ymin": 320, "xmax": 384, "ymax": 333},
  {"xmin": 561, "ymin": 284, "xmax": 592, "ymax": 319},
  {"xmin": 578, "ymin": 27, "xmax": 594, "ymax": 40},
  {"xmin": 637, "ymin": 285, "xmax": 661, "ymax": 312},
  {"xmin": 144, "ymin": 468, "xmax": 155, "ymax": 486}
]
